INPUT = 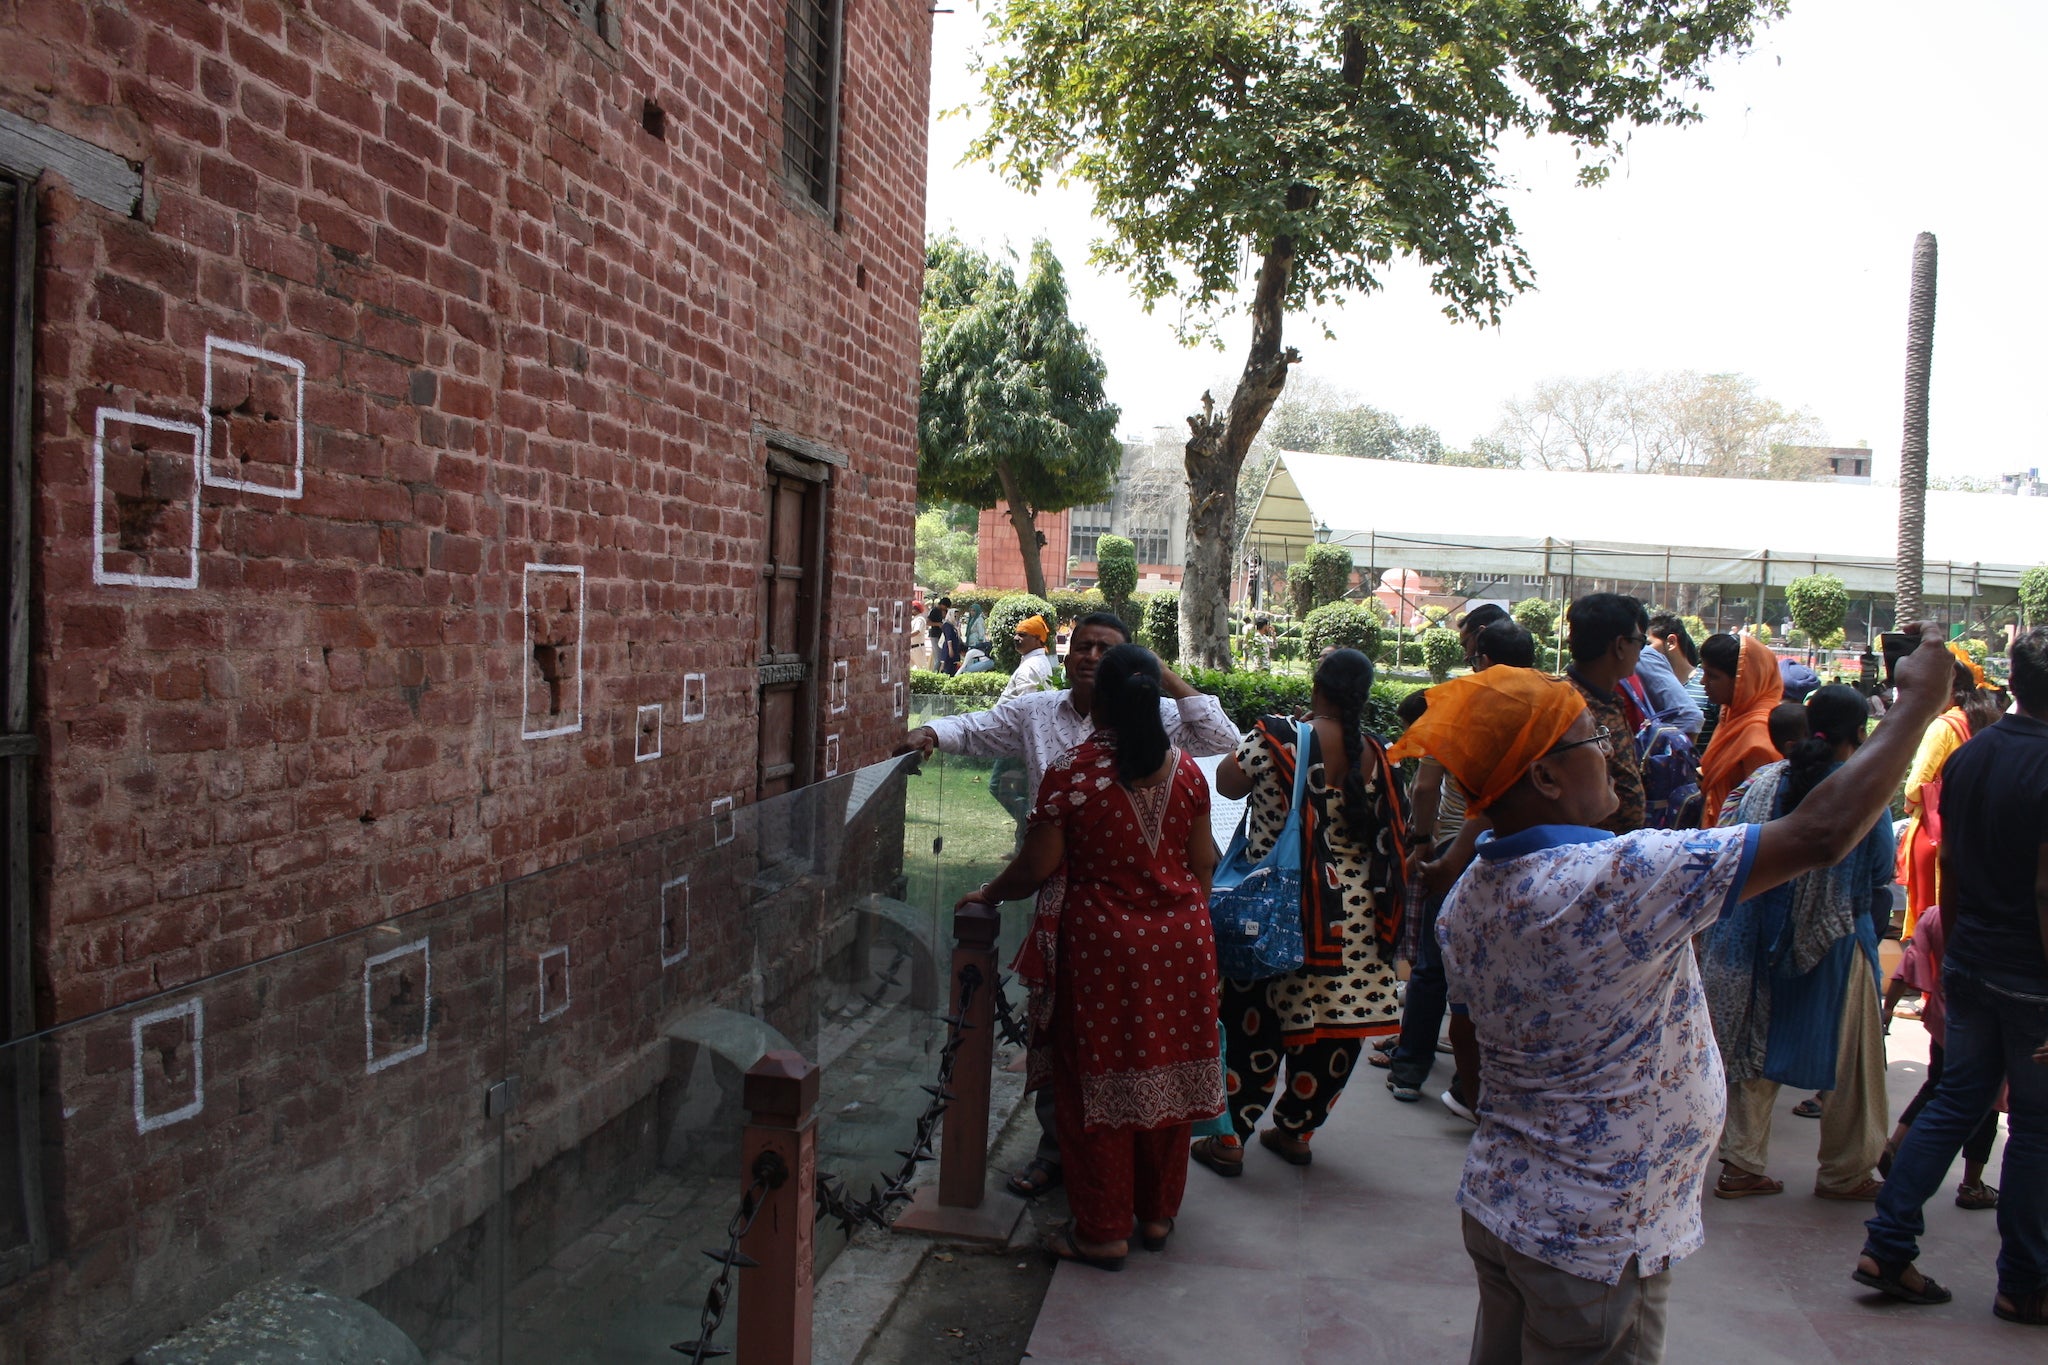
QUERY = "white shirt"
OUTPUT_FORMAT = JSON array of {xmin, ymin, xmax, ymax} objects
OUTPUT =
[
  {"xmin": 1000, "ymin": 647, "xmax": 1057, "ymax": 701},
  {"xmin": 1439, "ymin": 822, "xmax": 1759, "ymax": 1284},
  {"xmin": 926, "ymin": 689, "xmax": 1240, "ymax": 800}
]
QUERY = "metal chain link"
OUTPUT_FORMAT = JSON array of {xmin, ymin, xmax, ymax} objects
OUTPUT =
[
  {"xmin": 670, "ymin": 1149, "xmax": 787, "ymax": 1362},
  {"xmin": 989, "ymin": 971, "xmax": 1030, "ymax": 1052}
]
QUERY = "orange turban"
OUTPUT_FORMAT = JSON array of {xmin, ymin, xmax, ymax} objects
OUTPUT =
[
  {"xmin": 1388, "ymin": 669, "xmax": 1588, "ymax": 811},
  {"xmin": 1015, "ymin": 614, "xmax": 1050, "ymax": 644},
  {"xmin": 1947, "ymin": 641, "xmax": 1986, "ymax": 690}
]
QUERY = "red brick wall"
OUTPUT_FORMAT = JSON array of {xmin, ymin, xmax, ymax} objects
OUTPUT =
[
  {"xmin": 11, "ymin": 0, "xmax": 929, "ymax": 1025},
  {"xmin": 974, "ymin": 504, "xmax": 1069, "ymax": 593}
]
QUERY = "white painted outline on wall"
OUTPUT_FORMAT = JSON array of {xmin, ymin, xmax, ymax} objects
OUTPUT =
[
  {"xmin": 824, "ymin": 733, "xmax": 841, "ymax": 778},
  {"xmin": 200, "ymin": 336, "xmax": 307, "ymax": 498},
  {"xmin": 880, "ymin": 652, "xmax": 891, "ymax": 684},
  {"xmin": 681, "ymin": 672, "xmax": 706, "ymax": 723},
  {"xmin": 829, "ymin": 659, "xmax": 848, "ymax": 715},
  {"xmin": 364, "ymin": 937, "xmax": 433, "ymax": 1074},
  {"xmin": 521, "ymin": 563, "xmax": 586, "ymax": 740},
  {"xmin": 635, "ymin": 703, "xmax": 662, "ymax": 762},
  {"xmin": 711, "ymin": 796, "xmax": 735, "ymax": 847},
  {"xmin": 131, "ymin": 997, "xmax": 204, "ymax": 1134},
  {"xmin": 893, "ymin": 682, "xmax": 904, "ymax": 718},
  {"xmin": 659, "ymin": 875, "xmax": 690, "ymax": 967},
  {"xmin": 537, "ymin": 945, "xmax": 572, "ymax": 1021},
  {"xmin": 892, "ymin": 600, "xmax": 905, "ymax": 635},
  {"xmin": 865, "ymin": 606, "xmax": 880, "ymax": 651},
  {"xmin": 92, "ymin": 409, "xmax": 203, "ymax": 590}
]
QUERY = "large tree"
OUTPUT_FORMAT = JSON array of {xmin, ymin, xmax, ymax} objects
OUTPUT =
[
  {"xmin": 1490, "ymin": 370, "xmax": 1824, "ymax": 477},
  {"xmin": 919, "ymin": 235, "xmax": 1122, "ymax": 599},
  {"xmin": 969, "ymin": 0, "xmax": 1787, "ymax": 666}
]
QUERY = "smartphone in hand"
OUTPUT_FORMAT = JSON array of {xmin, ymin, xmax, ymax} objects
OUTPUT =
[{"xmin": 1880, "ymin": 631, "xmax": 1917, "ymax": 686}]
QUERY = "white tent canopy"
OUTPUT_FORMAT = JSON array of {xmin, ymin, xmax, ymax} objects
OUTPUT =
[{"xmin": 1244, "ymin": 452, "xmax": 2047, "ymax": 599}]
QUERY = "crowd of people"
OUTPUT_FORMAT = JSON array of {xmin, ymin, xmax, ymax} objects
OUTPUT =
[{"xmin": 894, "ymin": 596, "xmax": 2047, "ymax": 1360}]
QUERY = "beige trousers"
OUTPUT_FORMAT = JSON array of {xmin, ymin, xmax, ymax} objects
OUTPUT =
[
  {"xmin": 1463, "ymin": 1213, "xmax": 1670, "ymax": 1365},
  {"xmin": 1718, "ymin": 954, "xmax": 1887, "ymax": 1192}
]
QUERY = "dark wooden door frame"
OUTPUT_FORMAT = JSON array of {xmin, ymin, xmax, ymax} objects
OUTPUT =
[{"xmin": 757, "ymin": 444, "xmax": 830, "ymax": 799}]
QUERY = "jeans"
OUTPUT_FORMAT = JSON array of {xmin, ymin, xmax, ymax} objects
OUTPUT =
[
  {"xmin": 1390, "ymin": 892, "xmax": 1447, "ymax": 1088},
  {"xmin": 1863, "ymin": 958, "xmax": 2048, "ymax": 1297}
]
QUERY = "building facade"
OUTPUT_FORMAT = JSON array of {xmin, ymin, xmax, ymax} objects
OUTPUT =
[
  {"xmin": 1, "ymin": 0, "xmax": 930, "ymax": 1354},
  {"xmin": 973, "ymin": 437, "xmax": 1188, "ymax": 592}
]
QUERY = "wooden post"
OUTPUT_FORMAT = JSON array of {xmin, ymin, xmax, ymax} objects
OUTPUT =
[
  {"xmin": 893, "ymin": 903, "xmax": 1024, "ymax": 1242},
  {"xmin": 738, "ymin": 1050, "xmax": 817, "ymax": 1365}
]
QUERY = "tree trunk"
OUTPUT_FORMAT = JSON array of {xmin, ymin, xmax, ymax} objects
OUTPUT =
[
  {"xmin": 1895, "ymin": 232, "xmax": 1936, "ymax": 624},
  {"xmin": 995, "ymin": 463, "xmax": 1048, "ymax": 600},
  {"xmin": 1179, "ymin": 227, "xmax": 1305, "ymax": 668}
]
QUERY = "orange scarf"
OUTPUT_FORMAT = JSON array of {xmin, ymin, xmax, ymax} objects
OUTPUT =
[
  {"xmin": 1699, "ymin": 633, "xmax": 1785, "ymax": 821},
  {"xmin": 1388, "ymin": 669, "xmax": 1587, "ymax": 811}
]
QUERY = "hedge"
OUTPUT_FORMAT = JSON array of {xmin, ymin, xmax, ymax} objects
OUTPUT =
[
  {"xmin": 908, "ymin": 668, "xmax": 1012, "ymax": 698},
  {"xmin": 907, "ymin": 666, "xmax": 1426, "ymax": 740}
]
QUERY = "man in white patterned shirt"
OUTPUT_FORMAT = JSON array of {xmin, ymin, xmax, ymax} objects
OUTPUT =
[
  {"xmin": 1389, "ymin": 625, "xmax": 1952, "ymax": 1364},
  {"xmin": 896, "ymin": 611, "xmax": 1240, "ymax": 1197}
]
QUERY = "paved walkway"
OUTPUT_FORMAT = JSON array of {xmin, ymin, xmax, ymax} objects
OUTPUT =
[{"xmin": 1024, "ymin": 1019, "xmax": 2027, "ymax": 1364}]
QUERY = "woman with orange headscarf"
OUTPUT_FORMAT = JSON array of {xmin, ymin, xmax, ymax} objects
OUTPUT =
[
  {"xmin": 1893, "ymin": 645, "xmax": 2001, "ymax": 941},
  {"xmin": 1697, "ymin": 632, "xmax": 1786, "ymax": 823}
]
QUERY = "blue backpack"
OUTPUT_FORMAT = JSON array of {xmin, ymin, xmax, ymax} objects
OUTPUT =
[{"xmin": 1637, "ymin": 718, "xmax": 1700, "ymax": 829}]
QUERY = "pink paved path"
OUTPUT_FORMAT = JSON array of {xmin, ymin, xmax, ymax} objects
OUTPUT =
[{"xmin": 1024, "ymin": 1021, "xmax": 2027, "ymax": 1364}]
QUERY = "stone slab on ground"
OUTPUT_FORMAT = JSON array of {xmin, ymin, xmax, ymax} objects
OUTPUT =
[
  {"xmin": 138, "ymin": 1280, "xmax": 424, "ymax": 1365},
  {"xmin": 1025, "ymin": 1019, "xmax": 2027, "ymax": 1365}
]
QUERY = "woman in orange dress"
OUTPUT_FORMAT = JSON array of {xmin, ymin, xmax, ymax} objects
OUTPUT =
[
  {"xmin": 1698, "ymin": 632, "xmax": 1785, "ymax": 822},
  {"xmin": 1895, "ymin": 647, "xmax": 1998, "ymax": 941}
]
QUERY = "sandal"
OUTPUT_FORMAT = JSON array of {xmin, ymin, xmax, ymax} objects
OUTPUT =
[
  {"xmin": 1005, "ymin": 1157, "xmax": 1062, "ymax": 1199},
  {"xmin": 1994, "ymin": 1288, "xmax": 2048, "ymax": 1325},
  {"xmin": 1792, "ymin": 1096, "xmax": 1824, "ymax": 1119},
  {"xmin": 1190, "ymin": 1135, "xmax": 1244, "ymax": 1178},
  {"xmin": 1816, "ymin": 1177, "xmax": 1885, "ymax": 1201},
  {"xmin": 1367, "ymin": 1049, "xmax": 1394, "ymax": 1069},
  {"xmin": 1955, "ymin": 1181, "xmax": 1999, "ymax": 1211},
  {"xmin": 1043, "ymin": 1224, "xmax": 1124, "ymax": 1272},
  {"xmin": 1852, "ymin": 1255, "xmax": 1951, "ymax": 1305},
  {"xmin": 1714, "ymin": 1169, "xmax": 1785, "ymax": 1199},
  {"xmin": 1139, "ymin": 1217, "xmax": 1175, "ymax": 1252}
]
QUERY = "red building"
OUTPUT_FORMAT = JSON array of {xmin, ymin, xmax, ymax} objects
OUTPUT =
[{"xmin": 0, "ymin": 1, "xmax": 930, "ymax": 1354}]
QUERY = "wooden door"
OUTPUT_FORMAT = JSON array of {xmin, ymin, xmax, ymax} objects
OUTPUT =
[{"xmin": 757, "ymin": 463, "xmax": 824, "ymax": 799}]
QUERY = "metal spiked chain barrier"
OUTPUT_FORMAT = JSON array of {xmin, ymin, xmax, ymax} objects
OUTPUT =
[
  {"xmin": 672, "ymin": 1150, "xmax": 787, "ymax": 1361},
  {"xmin": 814, "ymin": 961, "xmax": 986, "ymax": 1237}
]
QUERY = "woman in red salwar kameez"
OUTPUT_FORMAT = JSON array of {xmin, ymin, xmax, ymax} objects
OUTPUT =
[{"xmin": 959, "ymin": 644, "xmax": 1223, "ymax": 1270}]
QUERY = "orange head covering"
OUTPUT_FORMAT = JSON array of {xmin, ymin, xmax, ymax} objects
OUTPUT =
[
  {"xmin": 1014, "ymin": 614, "xmax": 1050, "ymax": 645},
  {"xmin": 1388, "ymin": 668, "xmax": 1588, "ymax": 811},
  {"xmin": 1698, "ymin": 633, "xmax": 1785, "ymax": 820},
  {"xmin": 1947, "ymin": 641, "xmax": 1986, "ymax": 690}
]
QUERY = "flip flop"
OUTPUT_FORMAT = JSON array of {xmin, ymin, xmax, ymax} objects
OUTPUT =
[
  {"xmin": 1852, "ymin": 1258, "xmax": 1951, "ymax": 1305},
  {"xmin": 1005, "ymin": 1157, "xmax": 1062, "ymax": 1198},
  {"xmin": 1792, "ymin": 1096, "xmax": 1824, "ymax": 1119},
  {"xmin": 1043, "ymin": 1225, "xmax": 1124, "ymax": 1272},
  {"xmin": 1714, "ymin": 1171, "xmax": 1784, "ymax": 1199},
  {"xmin": 1955, "ymin": 1181, "xmax": 1998, "ymax": 1211}
]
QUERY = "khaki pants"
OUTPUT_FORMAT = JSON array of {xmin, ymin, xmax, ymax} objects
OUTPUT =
[
  {"xmin": 1463, "ymin": 1213, "xmax": 1670, "ymax": 1365},
  {"xmin": 1717, "ymin": 956, "xmax": 1887, "ymax": 1192}
]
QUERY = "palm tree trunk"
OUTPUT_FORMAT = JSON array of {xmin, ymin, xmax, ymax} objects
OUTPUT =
[{"xmin": 1895, "ymin": 233, "xmax": 1936, "ymax": 624}]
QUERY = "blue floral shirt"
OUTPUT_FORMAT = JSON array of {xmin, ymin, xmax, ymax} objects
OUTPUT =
[{"xmin": 1438, "ymin": 823, "xmax": 1759, "ymax": 1284}]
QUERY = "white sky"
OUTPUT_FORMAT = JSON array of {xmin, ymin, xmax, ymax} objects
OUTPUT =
[{"xmin": 923, "ymin": 0, "xmax": 2048, "ymax": 483}]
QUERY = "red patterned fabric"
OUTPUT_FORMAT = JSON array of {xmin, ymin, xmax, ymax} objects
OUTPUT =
[{"xmin": 1012, "ymin": 734, "xmax": 1224, "ymax": 1132}]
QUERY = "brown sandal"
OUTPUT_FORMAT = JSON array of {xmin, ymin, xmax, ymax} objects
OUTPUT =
[
  {"xmin": 1994, "ymin": 1288, "xmax": 2048, "ymax": 1325},
  {"xmin": 1815, "ymin": 1176, "xmax": 1885, "ymax": 1201},
  {"xmin": 1714, "ymin": 1169, "xmax": 1785, "ymax": 1199}
]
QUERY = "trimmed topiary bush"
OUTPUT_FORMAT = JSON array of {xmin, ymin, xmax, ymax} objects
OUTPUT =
[
  {"xmin": 1287, "ymin": 562, "xmax": 1314, "ymax": 620},
  {"xmin": 1095, "ymin": 534, "xmax": 1137, "ymax": 617},
  {"xmin": 1143, "ymin": 590, "xmax": 1180, "ymax": 662},
  {"xmin": 1512, "ymin": 596, "xmax": 1560, "ymax": 641},
  {"xmin": 1303, "ymin": 543, "xmax": 1354, "ymax": 611},
  {"xmin": 988, "ymin": 592, "xmax": 1056, "ymax": 670},
  {"xmin": 1303, "ymin": 601, "xmax": 1384, "ymax": 659},
  {"xmin": 1047, "ymin": 587, "xmax": 1106, "ymax": 624},
  {"xmin": 1420, "ymin": 626, "xmax": 1463, "ymax": 682},
  {"xmin": 1787, "ymin": 573, "xmax": 1849, "ymax": 643}
]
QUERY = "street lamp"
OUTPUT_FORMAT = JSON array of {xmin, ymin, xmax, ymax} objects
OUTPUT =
[{"xmin": 1314, "ymin": 520, "xmax": 1332, "ymax": 544}]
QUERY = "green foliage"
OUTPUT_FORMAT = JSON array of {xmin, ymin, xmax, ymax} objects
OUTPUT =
[
  {"xmin": 1143, "ymin": 591, "xmax": 1181, "ymax": 663},
  {"xmin": 1303, "ymin": 543, "xmax": 1354, "ymax": 611},
  {"xmin": 1753, "ymin": 622, "xmax": 1773, "ymax": 642},
  {"xmin": 1177, "ymin": 668, "xmax": 1425, "ymax": 738},
  {"xmin": 1048, "ymin": 587, "xmax": 1107, "ymax": 624},
  {"xmin": 1680, "ymin": 615, "xmax": 1710, "ymax": 648},
  {"xmin": 1420, "ymin": 627, "xmax": 1464, "ymax": 683},
  {"xmin": 988, "ymin": 592, "xmax": 1056, "ymax": 671},
  {"xmin": 1303, "ymin": 602, "xmax": 1383, "ymax": 659},
  {"xmin": 1786, "ymin": 573, "xmax": 1850, "ymax": 640},
  {"xmin": 919, "ymin": 235, "xmax": 1122, "ymax": 595},
  {"xmin": 1264, "ymin": 379, "xmax": 1447, "ymax": 463},
  {"xmin": 1286, "ymin": 562, "xmax": 1315, "ymax": 619},
  {"xmin": 969, "ymin": 2, "xmax": 1782, "ymax": 340},
  {"xmin": 909, "ymin": 667, "xmax": 1014, "ymax": 699},
  {"xmin": 1421, "ymin": 604, "xmax": 1451, "ymax": 626},
  {"xmin": 2020, "ymin": 566, "xmax": 2048, "ymax": 625},
  {"xmin": 1094, "ymin": 533, "xmax": 1138, "ymax": 611},
  {"xmin": 914, "ymin": 507, "xmax": 979, "ymax": 594},
  {"xmin": 1817, "ymin": 627, "xmax": 1847, "ymax": 651},
  {"xmin": 1512, "ymin": 597, "xmax": 1561, "ymax": 640},
  {"xmin": 1959, "ymin": 638, "xmax": 1988, "ymax": 667}
]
